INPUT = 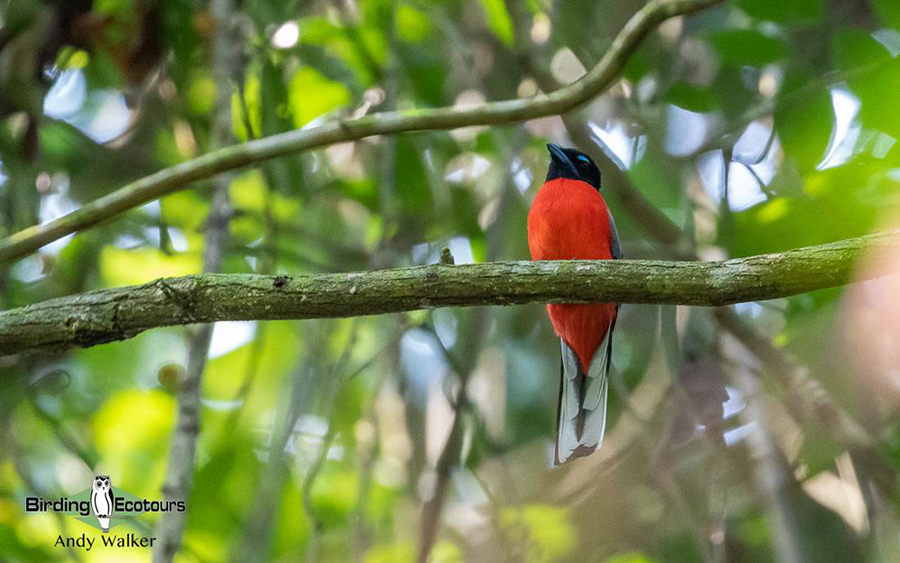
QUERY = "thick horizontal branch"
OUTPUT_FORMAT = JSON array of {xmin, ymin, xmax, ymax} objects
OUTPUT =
[
  {"xmin": 0, "ymin": 232, "xmax": 896, "ymax": 355},
  {"xmin": 0, "ymin": 0, "xmax": 723, "ymax": 265}
]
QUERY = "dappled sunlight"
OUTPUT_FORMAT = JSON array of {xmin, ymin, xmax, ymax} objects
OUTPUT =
[
  {"xmin": 92, "ymin": 390, "xmax": 175, "ymax": 494},
  {"xmin": 817, "ymin": 87, "xmax": 862, "ymax": 170},
  {"xmin": 208, "ymin": 322, "xmax": 257, "ymax": 360},
  {"xmin": 589, "ymin": 121, "xmax": 645, "ymax": 169},
  {"xmin": 98, "ymin": 247, "xmax": 200, "ymax": 287},
  {"xmin": 664, "ymin": 105, "xmax": 716, "ymax": 157},
  {"xmin": 2, "ymin": 0, "xmax": 900, "ymax": 561}
]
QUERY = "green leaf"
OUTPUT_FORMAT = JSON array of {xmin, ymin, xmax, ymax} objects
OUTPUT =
[
  {"xmin": 501, "ymin": 505, "xmax": 575, "ymax": 563},
  {"xmin": 272, "ymin": 481, "xmax": 311, "ymax": 555},
  {"xmin": 365, "ymin": 542, "xmax": 414, "ymax": 563},
  {"xmin": 833, "ymin": 28, "xmax": 900, "ymax": 137},
  {"xmin": 99, "ymin": 246, "xmax": 201, "ymax": 287},
  {"xmin": 711, "ymin": 65, "xmax": 760, "ymax": 119},
  {"xmin": 92, "ymin": 389, "xmax": 175, "ymax": 492},
  {"xmin": 337, "ymin": 178, "xmax": 379, "ymax": 211},
  {"xmin": 873, "ymin": 0, "xmax": 900, "ymax": 29},
  {"xmin": 298, "ymin": 15, "xmax": 385, "ymax": 84},
  {"xmin": 479, "ymin": 0, "xmax": 514, "ymax": 46},
  {"xmin": 161, "ymin": 0, "xmax": 203, "ymax": 81},
  {"xmin": 729, "ymin": 159, "xmax": 883, "ymax": 257},
  {"xmin": 736, "ymin": 0, "xmax": 823, "ymax": 23},
  {"xmin": 431, "ymin": 542, "xmax": 464, "ymax": 563},
  {"xmin": 628, "ymin": 155, "xmax": 685, "ymax": 223},
  {"xmin": 665, "ymin": 81, "xmax": 719, "ymax": 112},
  {"xmin": 623, "ymin": 50, "xmax": 653, "ymax": 83},
  {"xmin": 94, "ymin": 0, "xmax": 136, "ymax": 20},
  {"xmin": 606, "ymin": 553, "xmax": 659, "ymax": 563},
  {"xmin": 737, "ymin": 512, "xmax": 772, "ymax": 545},
  {"xmin": 186, "ymin": 73, "xmax": 216, "ymax": 116},
  {"xmin": 82, "ymin": 51, "xmax": 124, "ymax": 90},
  {"xmin": 293, "ymin": 44, "xmax": 364, "ymax": 96},
  {"xmin": 289, "ymin": 67, "xmax": 352, "ymax": 128},
  {"xmin": 311, "ymin": 466, "xmax": 358, "ymax": 529},
  {"xmin": 188, "ymin": 439, "xmax": 263, "ymax": 538},
  {"xmin": 395, "ymin": 137, "xmax": 433, "ymax": 215},
  {"xmin": 203, "ymin": 322, "xmax": 301, "ymax": 411},
  {"xmin": 774, "ymin": 69, "xmax": 834, "ymax": 173},
  {"xmin": 230, "ymin": 170, "xmax": 300, "ymax": 222},
  {"xmin": 232, "ymin": 73, "xmax": 262, "ymax": 141},
  {"xmin": 710, "ymin": 29, "xmax": 790, "ymax": 66},
  {"xmin": 450, "ymin": 186, "xmax": 482, "ymax": 237},
  {"xmin": 396, "ymin": 3, "xmax": 433, "ymax": 43},
  {"xmin": 396, "ymin": 43, "xmax": 448, "ymax": 106},
  {"xmin": 832, "ymin": 28, "xmax": 892, "ymax": 71}
]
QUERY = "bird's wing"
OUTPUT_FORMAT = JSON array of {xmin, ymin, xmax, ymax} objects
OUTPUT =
[{"xmin": 607, "ymin": 208, "xmax": 623, "ymax": 260}]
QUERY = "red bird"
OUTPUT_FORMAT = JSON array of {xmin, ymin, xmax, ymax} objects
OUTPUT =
[{"xmin": 527, "ymin": 144, "xmax": 621, "ymax": 465}]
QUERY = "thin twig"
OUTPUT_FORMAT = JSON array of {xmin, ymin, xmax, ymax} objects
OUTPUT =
[
  {"xmin": 0, "ymin": 0, "xmax": 724, "ymax": 264},
  {"xmin": 152, "ymin": 0, "xmax": 238, "ymax": 560},
  {"xmin": 714, "ymin": 307, "xmax": 894, "ymax": 495},
  {"xmin": 302, "ymin": 320, "xmax": 361, "ymax": 563},
  {"xmin": 686, "ymin": 55, "xmax": 898, "ymax": 160},
  {"xmin": 219, "ymin": 102, "xmax": 280, "ymax": 433},
  {"xmin": 415, "ymin": 129, "xmax": 522, "ymax": 562},
  {"xmin": 351, "ymin": 402, "xmax": 379, "ymax": 563},
  {"xmin": 416, "ymin": 314, "xmax": 484, "ymax": 563},
  {"xmin": 730, "ymin": 363, "xmax": 804, "ymax": 563},
  {"xmin": 228, "ymin": 324, "xmax": 327, "ymax": 563}
]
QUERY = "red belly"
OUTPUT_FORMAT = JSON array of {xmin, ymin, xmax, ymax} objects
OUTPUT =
[{"xmin": 547, "ymin": 303, "xmax": 616, "ymax": 372}]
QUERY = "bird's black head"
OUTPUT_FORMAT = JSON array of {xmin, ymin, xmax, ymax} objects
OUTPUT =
[{"xmin": 546, "ymin": 143, "xmax": 601, "ymax": 190}]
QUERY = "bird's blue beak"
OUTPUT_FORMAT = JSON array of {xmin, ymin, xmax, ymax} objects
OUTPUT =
[{"xmin": 547, "ymin": 143, "xmax": 579, "ymax": 179}]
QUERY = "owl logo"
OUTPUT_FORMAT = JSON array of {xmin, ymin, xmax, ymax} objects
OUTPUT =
[{"xmin": 90, "ymin": 475, "xmax": 114, "ymax": 533}]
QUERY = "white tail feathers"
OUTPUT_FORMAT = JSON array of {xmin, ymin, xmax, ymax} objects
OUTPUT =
[{"xmin": 555, "ymin": 337, "xmax": 610, "ymax": 465}]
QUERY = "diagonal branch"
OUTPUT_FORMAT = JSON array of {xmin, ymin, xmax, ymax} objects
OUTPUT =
[
  {"xmin": 0, "ymin": 0, "xmax": 724, "ymax": 265},
  {"xmin": 0, "ymin": 232, "xmax": 896, "ymax": 356}
]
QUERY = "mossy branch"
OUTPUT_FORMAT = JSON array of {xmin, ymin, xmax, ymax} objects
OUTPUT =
[
  {"xmin": 0, "ymin": 0, "xmax": 724, "ymax": 265},
  {"xmin": 0, "ymin": 232, "xmax": 895, "ymax": 355}
]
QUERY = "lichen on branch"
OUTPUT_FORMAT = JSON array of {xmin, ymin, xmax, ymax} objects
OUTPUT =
[{"xmin": 0, "ymin": 232, "xmax": 895, "ymax": 355}]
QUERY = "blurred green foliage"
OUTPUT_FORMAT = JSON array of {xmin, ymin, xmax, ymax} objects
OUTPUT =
[{"xmin": 1, "ymin": 0, "xmax": 900, "ymax": 562}]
